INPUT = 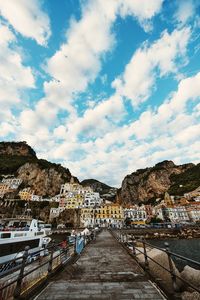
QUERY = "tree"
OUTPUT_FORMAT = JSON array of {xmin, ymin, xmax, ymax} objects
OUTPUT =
[{"xmin": 149, "ymin": 217, "xmax": 163, "ymax": 223}]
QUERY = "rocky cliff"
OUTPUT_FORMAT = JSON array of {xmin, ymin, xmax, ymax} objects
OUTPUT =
[
  {"xmin": 81, "ymin": 179, "xmax": 117, "ymax": 201},
  {"xmin": 17, "ymin": 162, "xmax": 75, "ymax": 197},
  {"xmin": 118, "ymin": 161, "xmax": 195, "ymax": 205},
  {"xmin": 0, "ymin": 141, "xmax": 78, "ymax": 197}
]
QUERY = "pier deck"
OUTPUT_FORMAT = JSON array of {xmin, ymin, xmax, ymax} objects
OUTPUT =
[{"xmin": 35, "ymin": 230, "xmax": 165, "ymax": 300}]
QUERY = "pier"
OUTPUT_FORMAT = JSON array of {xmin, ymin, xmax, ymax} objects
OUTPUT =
[
  {"xmin": 34, "ymin": 230, "xmax": 165, "ymax": 300},
  {"xmin": 1, "ymin": 229, "xmax": 199, "ymax": 300}
]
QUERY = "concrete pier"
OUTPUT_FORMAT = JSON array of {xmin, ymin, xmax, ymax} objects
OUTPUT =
[{"xmin": 35, "ymin": 230, "xmax": 166, "ymax": 299}]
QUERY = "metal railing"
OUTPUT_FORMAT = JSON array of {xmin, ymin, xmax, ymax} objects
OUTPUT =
[
  {"xmin": 0, "ymin": 233, "xmax": 93, "ymax": 300},
  {"xmin": 113, "ymin": 230, "xmax": 200, "ymax": 297}
]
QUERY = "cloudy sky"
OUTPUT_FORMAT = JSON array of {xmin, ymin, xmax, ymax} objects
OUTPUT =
[{"xmin": 0, "ymin": 0, "xmax": 200, "ymax": 187}]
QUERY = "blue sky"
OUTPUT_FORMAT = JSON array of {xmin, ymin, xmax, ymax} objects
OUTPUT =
[{"xmin": 0, "ymin": 0, "xmax": 200, "ymax": 187}]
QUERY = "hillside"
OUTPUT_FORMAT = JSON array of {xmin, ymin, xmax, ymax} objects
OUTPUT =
[
  {"xmin": 168, "ymin": 163, "xmax": 200, "ymax": 195},
  {"xmin": 0, "ymin": 142, "xmax": 78, "ymax": 197},
  {"xmin": 81, "ymin": 179, "xmax": 117, "ymax": 201},
  {"xmin": 118, "ymin": 160, "xmax": 196, "ymax": 205}
]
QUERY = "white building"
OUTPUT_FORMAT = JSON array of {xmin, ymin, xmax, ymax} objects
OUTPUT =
[
  {"xmin": 60, "ymin": 182, "xmax": 92, "ymax": 195},
  {"xmin": 51, "ymin": 194, "xmax": 61, "ymax": 202},
  {"xmin": 124, "ymin": 205, "xmax": 147, "ymax": 223},
  {"xmin": 83, "ymin": 192, "xmax": 102, "ymax": 208},
  {"xmin": 2, "ymin": 178, "xmax": 22, "ymax": 189},
  {"xmin": 31, "ymin": 194, "xmax": 42, "ymax": 202},
  {"xmin": 49, "ymin": 207, "xmax": 65, "ymax": 219},
  {"xmin": 186, "ymin": 203, "xmax": 200, "ymax": 222},
  {"xmin": 162, "ymin": 206, "xmax": 190, "ymax": 223}
]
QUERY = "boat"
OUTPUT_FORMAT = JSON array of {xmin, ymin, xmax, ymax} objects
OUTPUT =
[{"xmin": 0, "ymin": 217, "xmax": 51, "ymax": 265}]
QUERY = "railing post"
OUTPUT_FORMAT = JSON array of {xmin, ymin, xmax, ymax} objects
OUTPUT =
[
  {"xmin": 48, "ymin": 240, "xmax": 55, "ymax": 276},
  {"xmin": 14, "ymin": 246, "xmax": 30, "ymax": 299},
  {"xmin": 164, "ymin": 242, "xmax": 180, "ymax": 295},
  {"xmin": 132, "ymin": 235, "xmax": 136, "ymax": 256},
  {"xmin": 141, "ymin": 238, "xmax": 149, "ymax": 270},
  {"xmin": 83, "ymin": 233, "xmax": 86, "ymax": 246},
  {"xmin": 74, "ymin": 235, "xmax": 77, "ymax": 254}
]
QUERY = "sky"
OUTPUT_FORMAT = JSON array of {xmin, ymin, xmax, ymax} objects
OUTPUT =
[{"xmin": 0, "ymin": 0, "xmax": 200, "ymax": 187}]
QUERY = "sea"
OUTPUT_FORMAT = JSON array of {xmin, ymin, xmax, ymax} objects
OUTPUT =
[{"xmin": 147, "ymin": 238, "xmax": 200, "ymax": 271}]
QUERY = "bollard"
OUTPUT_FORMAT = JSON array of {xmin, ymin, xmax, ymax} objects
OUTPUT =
[
  {"xmin": 164, "ymin": 242, "xmax": 180, "ymax": 295},
  {"xmin": 48, "ymin": 240, "xmax": 55, "ymax": 276},
  {"xmin": 14, "ymin": 246, "xmax": 30, "ymax": 299}
]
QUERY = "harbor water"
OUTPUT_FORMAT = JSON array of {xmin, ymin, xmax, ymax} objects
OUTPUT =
[{"xmin": 148, "ymin": 238, "xmax": 200, "ymax": 270}]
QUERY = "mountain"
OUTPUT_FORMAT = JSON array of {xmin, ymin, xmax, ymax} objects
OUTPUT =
[
  {"xmin": 0, "ymin": 141, "xmax": 78, "ymax": 197},
  {"xmin": 168, "ymin": 163, "xmax": 200, "ymax": 195},
  {"xmin": 0, "ymin": 141, "xmax": 36, "ymax": 157},
  {"xmin": 118, "ymin": 160, "xmax": 196, "ymax": 205},
  {"xmin": 81, "ymin": 179, "xmax": 117, "ymax": 201}
]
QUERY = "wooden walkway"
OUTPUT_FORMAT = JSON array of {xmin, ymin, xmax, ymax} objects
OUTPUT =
[{"xmin": 35, "ymin": 230, "xmax": 166, "ymax": 300}]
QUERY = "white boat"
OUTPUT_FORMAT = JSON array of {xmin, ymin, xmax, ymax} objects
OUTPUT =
[{"xmin": 0, "ymin": 217, "xmax": 51, "ymax": 265}]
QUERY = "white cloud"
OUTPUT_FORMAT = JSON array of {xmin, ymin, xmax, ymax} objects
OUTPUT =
[
  {"xmin": 58, "ymin": 72, "xmax": 200, "ymax": 186},
  {"xmin": 118, "ymin": 0, "xmax": 163, "ymax": 31},
  {"xmin": 19, "ymin": 0, "xmax": 164, "ymax": 152},
  {"xmin": 44, "ymin": 0, "xmax": 163, "ymax": 110},
  {"xmin": 0, "ymin": 0, "xmax": 51, "ymax": 45},
  {"xmin": 174, "ymin": 0, "xmax": 196, "ymax": 25},
  {"xmin": 112, "ymin": 27, "xmax": 191, "ymax": 106},
  {"xmin": 0, "ymin": 122, "xmax": 15, "ymax": 137},
  {"xmin": 0, "ymin": 23, "xmax": 35, "ymax": 124}
]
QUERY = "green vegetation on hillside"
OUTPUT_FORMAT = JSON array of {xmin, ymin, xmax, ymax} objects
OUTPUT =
[
  {"xmin": 168, "ymin": 163, "xmax": 200, "ymax": 195},
  {"xmin": 0, "ymin": 155, "xmax": 72, "ymax": 179},
  {"xmin": 0, "ymin": 155, "xmax": 37, "ymax": 175}
]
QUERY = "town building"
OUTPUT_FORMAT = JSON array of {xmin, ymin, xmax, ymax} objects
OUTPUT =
[
  {"xmin": 2, "ymin": 178, "xmax": 22, "ymax": 189},
  {"xmin": 83, "ymin": 192, "xmax": 102, "ymax": 208},
  {"xmin": 162, "ymin": 205, "xmax": 190, "ymax": 223},
  {"xmin": 31, "ymin": 194, "xmax": 42, "ymax": 202},
  {"xmin": 0, "ymin": 183, "xmax": 10, "ymax": 199},
  {"xmin": 80, "ymin": 208, "xmax": 94, "ymax": 227},
  {"xmin": 94, "ymin": 204, "xmax": 124, "ymax": 228},
  {"xmin": 124, "ymin": 205, "xmax": 147, "ymax": 225},
  {"xmin": 0, "ymin": 177, "xmax": 22, "ymax": 199},
  {"xmin": 186, "ymin": 202, "xmax": 200, "ymax": 222},
  {"xmin": 144, "ymin": 205, "xmax": 154, "ymax": 222},
  {"xmin": 19, "ymin": 187, "xmax": 34, "ymax": 201},
  {"xmin": 49, "ymin": 207, "xmax": 65, "ymax": 220},
  {"xmin": 59, "ymin": 192, "xmax": 84, "ymax": 209}
]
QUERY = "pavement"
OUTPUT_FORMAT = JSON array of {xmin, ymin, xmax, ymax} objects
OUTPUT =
[{"xmin": 34, "ymin": 230, "xmax": 166, "ymax": 300}]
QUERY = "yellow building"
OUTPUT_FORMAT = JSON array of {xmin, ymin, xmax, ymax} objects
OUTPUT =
[
  {"xmin": 94, "ymin": 204, "xmax": 124, "ymax": 227},
  {"xmin": 19, "ymin": 187, "xmax": 34, "ymax": 201},
  {"xmin": 59, "ymin": 193, "xmax": 84, "ymax": 209},
  {"xmin": 80, "ymin": 208, "xmax": 94, "ymax": 227},
  {"xmin": 0, "ymin": 183, "xmax": 10, "ymax": 198}
]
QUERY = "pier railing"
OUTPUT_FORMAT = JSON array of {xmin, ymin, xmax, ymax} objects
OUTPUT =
[
  {"xmin": 0, "ymin": 234, "xmax": 92, "ymax": 300},
  {"xmin": 112, "ymin": 230, "xmax": 200, "ymax": 297}
]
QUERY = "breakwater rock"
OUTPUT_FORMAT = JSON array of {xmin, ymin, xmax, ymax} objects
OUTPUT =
[{"xmin": 136, "ymin": 247, "xmax": 182, "ymax": 294}]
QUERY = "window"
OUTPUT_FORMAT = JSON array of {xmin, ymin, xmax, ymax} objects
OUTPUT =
[
  {"xmin": 1, "ymin": 233, "xmax": 11, "ymax": 239},
  {"xmin": 0, "ymin": 239, "xmax": 40, "ymax": 257}
]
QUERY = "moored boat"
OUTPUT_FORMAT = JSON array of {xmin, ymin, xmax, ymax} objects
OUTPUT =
[{"xmin": 0, "ymin": 217, "xmax": 51, "ymax": 265}]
